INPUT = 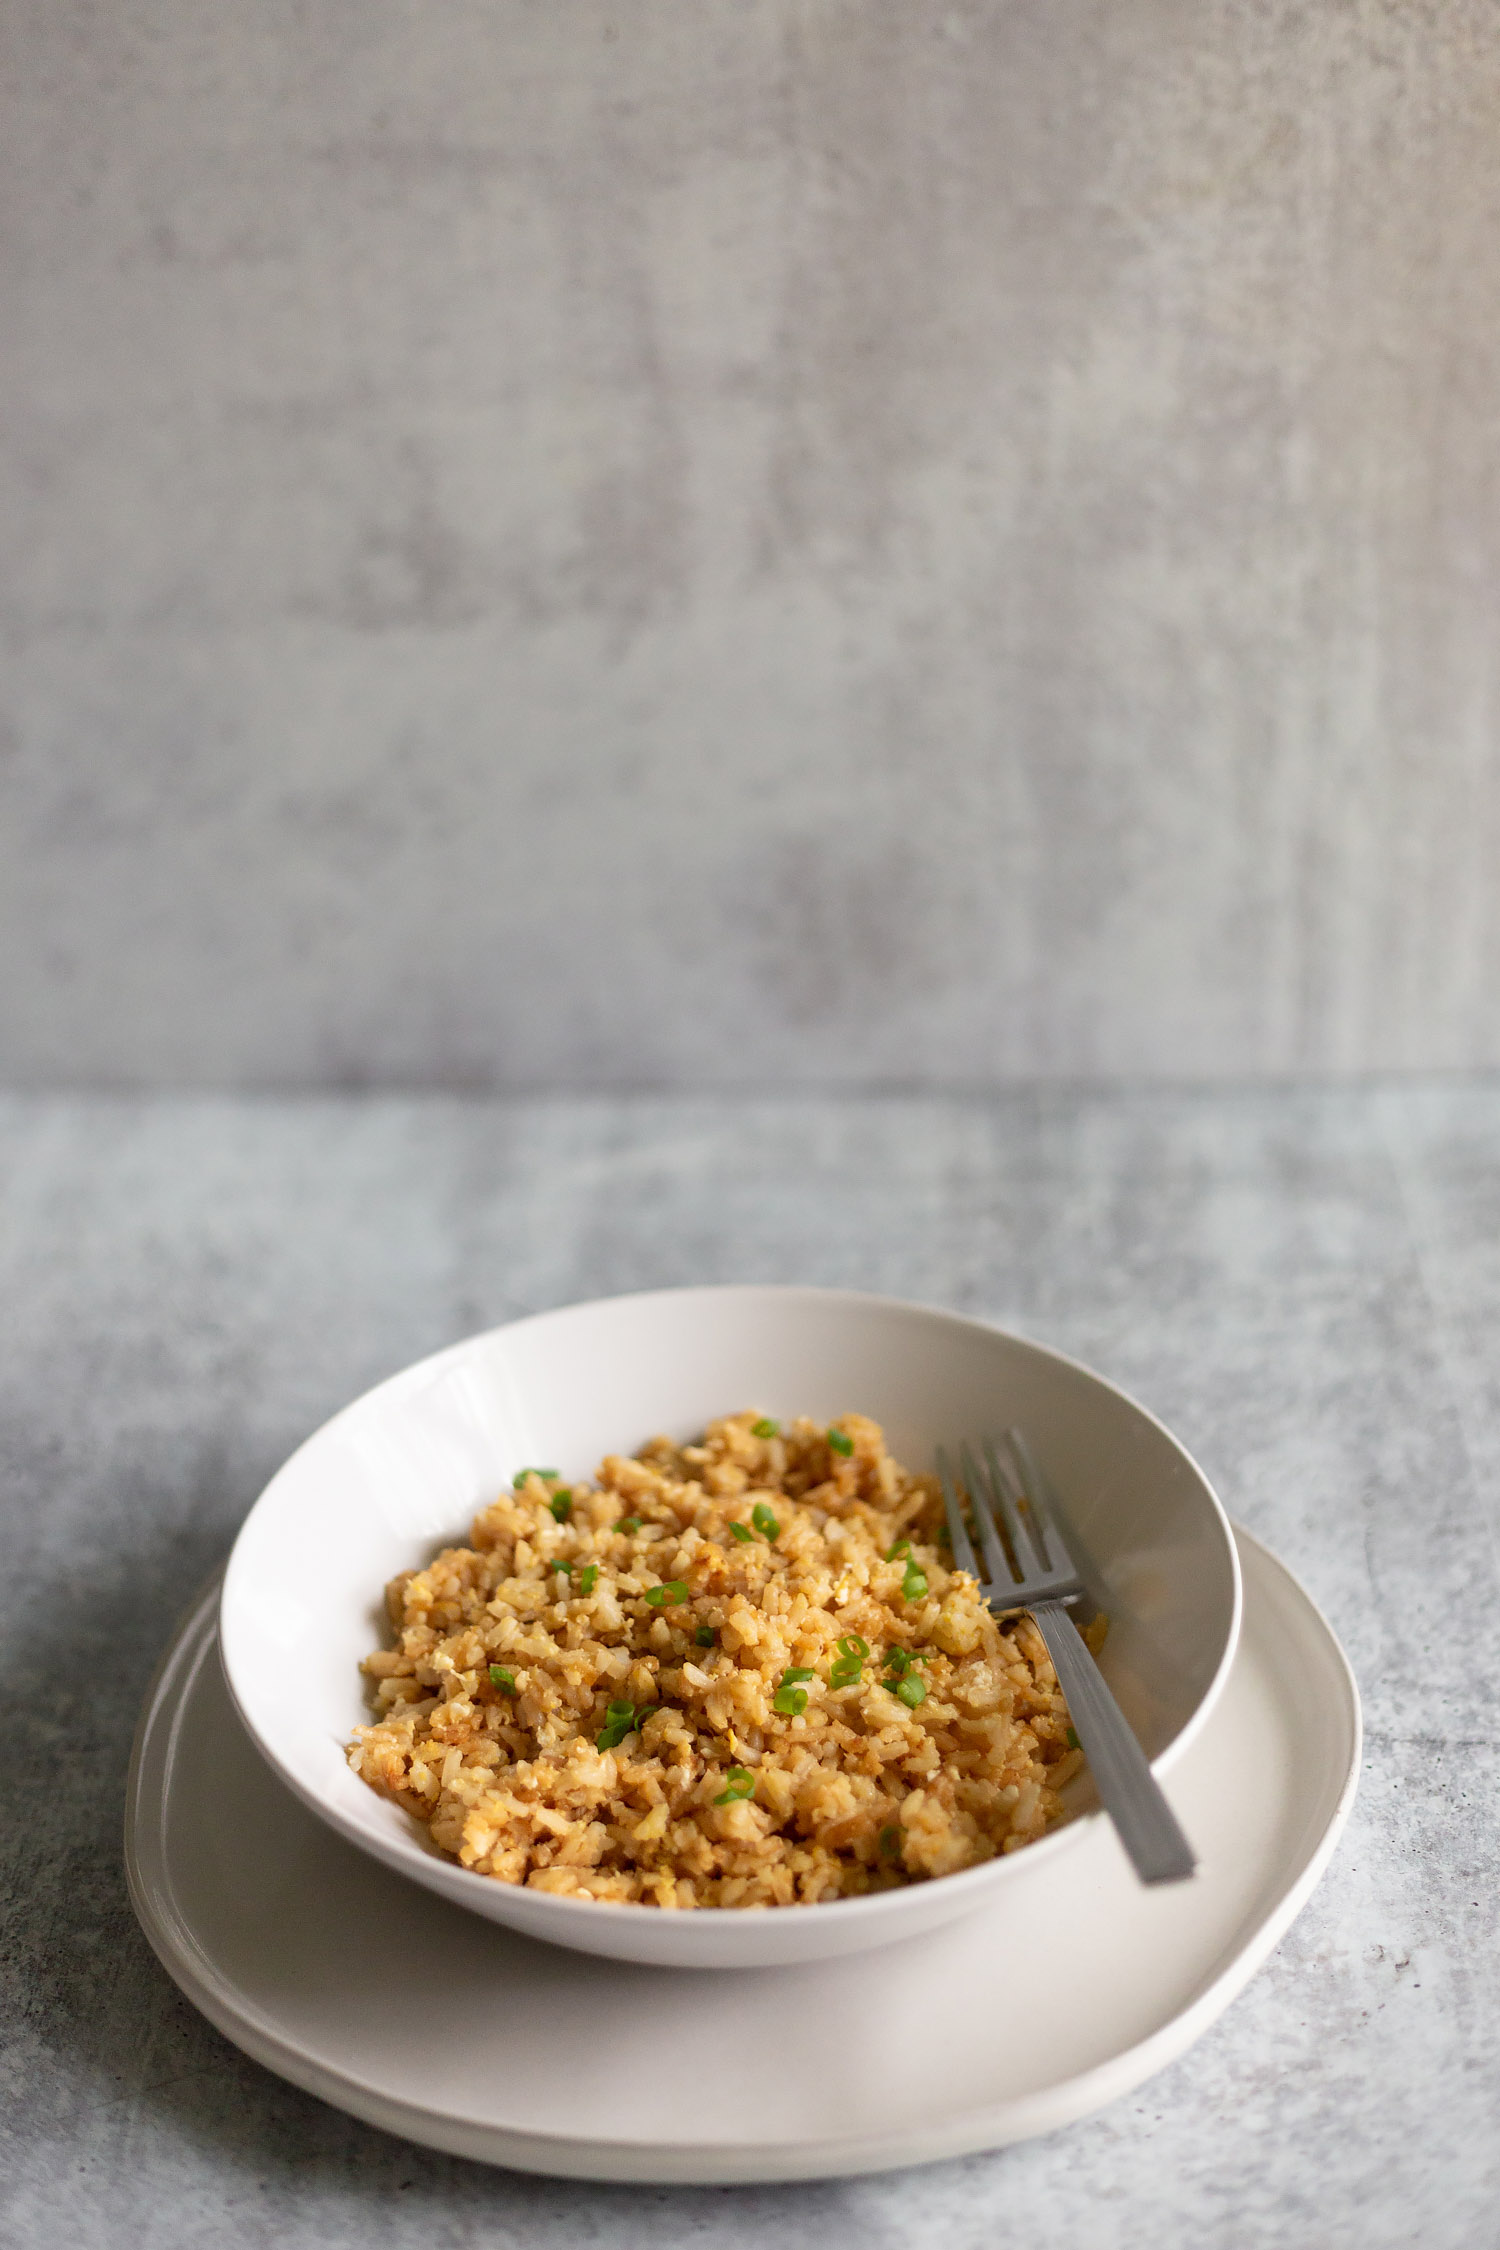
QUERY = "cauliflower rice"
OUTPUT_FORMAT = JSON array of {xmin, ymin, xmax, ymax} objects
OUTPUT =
[{"xmin": 348, "ymin": 1411, "xmax": 1101, "ymax": 1908}]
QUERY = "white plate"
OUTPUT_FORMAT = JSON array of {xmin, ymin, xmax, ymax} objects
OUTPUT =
[
  {"xmin": 218, "ymin": 1285, "xmax": 1242, "ymax": 1967},
  {"xmin": 125, "ymin": 1525, "xmax": 1359, "ymax": 2182}
]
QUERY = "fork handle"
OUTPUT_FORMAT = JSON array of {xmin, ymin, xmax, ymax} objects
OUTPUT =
[{"xmin": 1029, "ymin": 1600, "xmax": 1197, "ymax": 1885}]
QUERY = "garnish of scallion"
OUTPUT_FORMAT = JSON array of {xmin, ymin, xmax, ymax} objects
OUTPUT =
[
  {"xmin": 827, "ymin": 1427, "xmax": 854, "ymax": 1457},
  {"xmin": 549, "ymin": 1490, "xmax": 573, "ymax": 1522},
  {"xmin": 728, "ymin": 1521, "xmax": 754, "ymax": 1544},
  {"xmin": 644, "ymin": 1579, "xmax": 689, "ymax": 1607},
  {"xmin": 715, "ymin": 1766, "xmax": 754, "ymax": 1805},
  {"xmin": 830, "ymin": 1634, "xmax": 869, "ymax": 1689},
  {"xmin": 751, "ymin": 1502, "xmax": 780, "ymax": 1541},
  {"xmin": 614, "ymin": 1515, "xmax": 641, "ymax": 1534},
  {"xmin": 751, "ymin": 1417, "xmax": 780, "ymax": 1439},
  {"xmin": 901, "ymin": 1561, "xmax": 928, "ymax": 1602},
  {"xmin": 488, "ymin": 1665, "xmax": 517, "ymax": 1695},
  {"xmin": 896, "ymin": 1674, "xmax": 927, "ymax": 1709},
  {"xmin": 578, "ymin": 1563, "xmax": 599, "ymax": 1595},
  {"xmin": 597, "ymin": 1700, "xmax": 649, "ymax": 1751},
  {"xmin": 1066, "ymin": 1726, "xmax": 1080, "ymax": 1750},
  {"xmin": 695, "ymin": 1624, "xmax": 716, "ymax": 1647}
]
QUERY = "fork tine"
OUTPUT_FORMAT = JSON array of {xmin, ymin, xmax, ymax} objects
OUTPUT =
[
  {"xmin": 982, "ymin": 1437, "xmax": 1044, "ymax": 1579},
  {"xmin": 935, "ymin": 1447, "xmax": 979, "ymax": 1579},
  {"xmin": 1005, "ymin": 1428, "xmax": 1074, "ymax": 1577},
  {"xmin": 960, "ymin": 1441, "xmax": 1016, "ymax": 1590}
]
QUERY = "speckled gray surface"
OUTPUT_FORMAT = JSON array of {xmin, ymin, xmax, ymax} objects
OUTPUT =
[
  {"xmin": 2, "ymin": 1085, "xmax": 1497, "ymax": 2246},
  {"xmin": 5, "ymin": 2, "xmax": 1500, "ymax": 1087}
]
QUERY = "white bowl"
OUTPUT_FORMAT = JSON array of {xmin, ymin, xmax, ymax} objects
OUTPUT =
[{"xmin": 220, "ymin": 1285, "xmax": 1241, "ymax": 1970}]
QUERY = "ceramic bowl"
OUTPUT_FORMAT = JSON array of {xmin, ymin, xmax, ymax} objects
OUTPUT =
[{"xmin": 219, "ymin": 1285, "xmax": 1241, "ymax": 1969}]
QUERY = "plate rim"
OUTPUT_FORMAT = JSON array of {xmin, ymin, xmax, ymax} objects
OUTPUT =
[{"xmin": 125, "ymin": 1521, "xmax": 1360, "ymax": 2183}]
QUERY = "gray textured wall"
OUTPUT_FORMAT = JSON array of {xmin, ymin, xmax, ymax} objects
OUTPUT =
[{"xmin": 4, "ymin": 0, "xmax": 1499, "ymax": 1089}]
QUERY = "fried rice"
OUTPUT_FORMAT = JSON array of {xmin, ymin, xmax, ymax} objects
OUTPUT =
[{"xmin": 347, "ymin": 1411, "xmax": 1100, "ymax": 1908}]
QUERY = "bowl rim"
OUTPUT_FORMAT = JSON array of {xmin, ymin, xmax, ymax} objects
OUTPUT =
[{"xmin": 220, "ymin": 1281, "xmax": 1244, "ymax": 1936}]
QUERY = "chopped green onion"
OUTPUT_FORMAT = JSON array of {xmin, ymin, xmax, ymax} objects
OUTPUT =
[
  {"xmin": 645, "ymin": 1579, "xmax": 689, "ymax": 1606},
  {"xmin": 549, "ymin": 1490, "xmax": 573, "ymax": 1522},
  {"xmin": 886, "ymin": 1539, "xmax": 911, "ymax": 1562},
  {"xmin": 578, "ymin": 1564, "xmax": 599, "ymax": 1595},
  {"xmin": 782, "ymin": 1666, "xmax": 815, "ymax": 1684},
  {"xmin": 751, "ymin": 1502, "xmax": 780, "ymax": 1541},
  {"xmin": 833, "ymin": 1633, "xmax": 871, "ymax": 1690},
  {"xmin": 514, "ymin": 1468, "xmax": 557, "ymax": 1486},
  {"xmin": 695, "ymin": 1625, "xmax": 716, "ymax": 1647},
  {"xmin": 596, "ymin": 1699, "xmax": 640, "ymax": 1750},
  {"xmin": 1066, "ymin": 1726, "xmax": 1080, "ymax": 1751},
  {"xmin": 879, "ymin": 1823, "xmax": 901, "ymax": 1856},
  {"xmin": 896, "ymin": 1674, "xmax": 927, "ymax": 1709},
  {"xmin": 728, "ymin": 1520, "xmax": 754, "ymax": 1544},
  {"xmin": 551, "ymin": 1556, "xmax": 572, "ymax": 1576},
  {"xmin": 901, "ymin": 1562, "xmax": 928, "ymax": 1602},
  {"xmin": 614, "ymin": 1516, "xmax": 641, "ymax": 1535},
  {"xmin": 714, "ymin": 1766, "xmax": 755, "ymax": 1805},
  {"xmin": 883, "ymin": 1646, "xmax": 911, "ymax": 1677},
  {"xmin": 751, "ymin": 1418, "xmax": 780, "ymax": 1439},
  {"xmin": 488, "ymin": 1664, "xmax": 517, "ymax": 1695},
  {"xmin": 827, "ymin": 1427, "xmax": 854, "ymax": 1457},
  {"xmin": 773, "ymin": 1684, "xmax": 808, "ymax": 1716}
]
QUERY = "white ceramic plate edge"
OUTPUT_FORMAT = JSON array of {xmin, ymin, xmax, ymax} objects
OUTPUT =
[{"xmin": 126, "ymin": 1525, "xmax": 1359, "ymax": 2185}]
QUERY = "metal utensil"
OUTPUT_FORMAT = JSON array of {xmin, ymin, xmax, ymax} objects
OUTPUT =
[{"xmin": 936, "ymin": 1431, "xmax": 1196, "ymax": 1885}]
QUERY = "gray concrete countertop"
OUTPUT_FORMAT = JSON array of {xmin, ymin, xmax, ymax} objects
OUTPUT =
[{"xmin": 2, "ymin": 1086, "xmax": 1496, "ymax": 2248}]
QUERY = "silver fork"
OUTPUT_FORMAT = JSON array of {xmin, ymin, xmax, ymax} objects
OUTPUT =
[{"xmin": 936, "ymin": 1431, "xmax": 1196, "ymax": 1885}]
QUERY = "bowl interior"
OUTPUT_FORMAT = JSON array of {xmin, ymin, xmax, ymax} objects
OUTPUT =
[{"xmin": 220, "ymin": 1286, "xmax": 1240, "ymax": 1951}]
